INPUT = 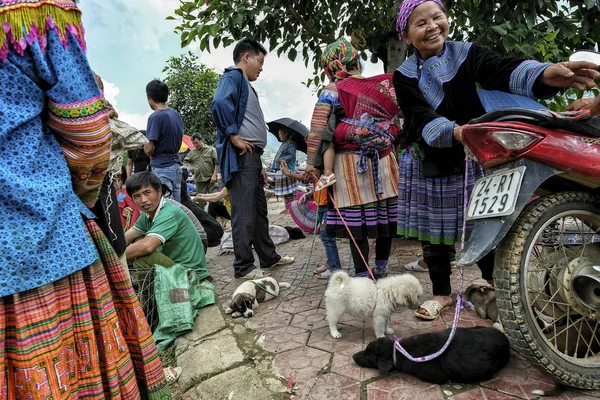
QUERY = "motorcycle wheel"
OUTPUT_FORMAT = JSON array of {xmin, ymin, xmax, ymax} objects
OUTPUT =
[{"xmin": 495, "ymin": 191, "xmax": 600, "ymax": 389}]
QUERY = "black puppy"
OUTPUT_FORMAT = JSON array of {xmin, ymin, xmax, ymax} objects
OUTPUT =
[{"xmin": 353, "ymin": 326, "xmax": 510, "ymax": 384}]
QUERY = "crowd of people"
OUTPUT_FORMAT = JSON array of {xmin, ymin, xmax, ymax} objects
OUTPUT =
[{"xmin": 2, "ymin": 0, "xmax": 600, "ymax": 397}]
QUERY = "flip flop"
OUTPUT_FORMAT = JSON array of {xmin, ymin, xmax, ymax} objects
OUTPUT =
[
  {"xmin": 404, "ymin": 260, "xmax": 428, "ymax": 272},
  {"xmin": 414, "ymin": 300, "xmax": 451, "ymax": 320},
  {"xmin": 163, "ymin": 366, "xmax": 182, "ymax": 385}
]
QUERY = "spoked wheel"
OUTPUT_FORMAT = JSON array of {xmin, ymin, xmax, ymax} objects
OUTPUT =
[{"xmin": 495, "ymin": 192, "xmax": 600, "ymax": 389}]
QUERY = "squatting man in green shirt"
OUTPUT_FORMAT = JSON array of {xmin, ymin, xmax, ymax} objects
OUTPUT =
[{"xmin": 124, "ymin": 171, "xmax": 209, "ymax": 292}]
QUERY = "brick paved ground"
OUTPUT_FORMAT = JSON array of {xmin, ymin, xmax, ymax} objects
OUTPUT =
[{"xmin": 192, "ymin": 197, "xmax": 600, "ymax": 400}]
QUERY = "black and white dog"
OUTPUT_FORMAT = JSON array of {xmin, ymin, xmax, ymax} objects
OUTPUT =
[
  {"xmin": 224, "ymin": 277, "xmax": 290, "ymax": 318},
  {"xmin": 353, "ymin": 326, "xmax": 510, "ymax": 384}
]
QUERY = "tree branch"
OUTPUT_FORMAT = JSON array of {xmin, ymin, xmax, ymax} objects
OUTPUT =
[{"xmin": 282, "ymin": 1, "xmax": 335, "ymax": 44}]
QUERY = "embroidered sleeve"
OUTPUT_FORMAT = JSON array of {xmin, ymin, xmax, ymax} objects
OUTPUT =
[
  {"xmin": 307, "ymin": 83, "xmax": 339, "ymax": 166},
  {"xmin": 469, "ymin": 44, "xmax": 555, "ymax": 100},
  {"xmin": 422, "ymin": 117, "xmax": 455, "ymax": 148},
  {"xmin": 393, "ymin": 70, "xmax": 456, "ymax": 149},
  {"xmin": 509, "ymin": 60, "xmax": 554, "ymax": 99}
]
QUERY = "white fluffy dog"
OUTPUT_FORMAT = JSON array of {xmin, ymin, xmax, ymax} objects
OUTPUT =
[{"xmin": 325, "ymin": 271, "xmax": 424, "ymax": 338}]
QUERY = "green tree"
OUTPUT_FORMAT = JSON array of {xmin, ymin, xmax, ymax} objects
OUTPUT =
[
  {"xmin": 170, "ymin": 1, "xmax": 600, "ymax": 108},
  {"xmin": 163, "ymin": 52, "xmax": 221, "ymax": 145}
]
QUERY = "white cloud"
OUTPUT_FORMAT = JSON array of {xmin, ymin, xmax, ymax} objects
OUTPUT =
[
  {"xmin": 101, "ymin": 79, "xmax": 120, "ymax": 108},
  {"xmin": 118, "ymin": 111, "xmax": 152, "ymax": 132}
]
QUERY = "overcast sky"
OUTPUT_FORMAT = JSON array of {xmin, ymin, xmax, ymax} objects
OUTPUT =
[{"xmin": 79, "ymin": 0, "xmax": 383, "ymax": 140}]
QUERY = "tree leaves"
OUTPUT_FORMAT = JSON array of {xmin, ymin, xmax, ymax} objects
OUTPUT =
[
  {"xmin": 169, "ymin": 0, "xmax": 600, "ymax": 100},
  {"xmin": 163, "ymin": 52, "xmax": 221, "ymax": 146}
]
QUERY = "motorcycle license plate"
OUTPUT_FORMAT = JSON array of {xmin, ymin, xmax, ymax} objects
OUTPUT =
[{"xmin": 466, "ymin": 166, "xmax": 526, "ymax": 220}]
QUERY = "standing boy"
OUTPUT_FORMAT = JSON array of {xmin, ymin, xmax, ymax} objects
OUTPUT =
[{"xmin": 145, "ymin": 79, "xmax": 184, "ymax": 201}]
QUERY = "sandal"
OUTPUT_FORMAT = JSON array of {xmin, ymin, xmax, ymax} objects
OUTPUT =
[
  {"xmin": 315, "ymin": 173, "xmax": 336, "ymax": 191},
  {"xmin": 274, "ymin": 256, "xmax": 295, "ymax": 267},
  {"xmin": 313, "ymin": 264, "xmax": 330, "ymax": 274},
  {"xmin": 415, "ymin": 300, "xmax": 451, "ymax": 320},
  {"xmin": 405, "ymin": 260, "xmax": 428, "ymax": 272},
  {"xmin": 240, "ymin": 268, "xmax": 271, "ymax": 280},
  {"xmin": 316, "ymin": 269, "xmax": 334, "ymax": 279},
  {"xmin": 164, "ymin": 366, "xmax": 182, "ymax": 384}
]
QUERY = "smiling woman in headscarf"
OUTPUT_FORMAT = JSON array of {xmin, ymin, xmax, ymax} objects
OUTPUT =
[
  {"xmin": 393, "ymin": 0, "xmax": 600, "ymax": 320},
  {"xmin": 306, "ymin": 37, "xmax": 402, "ymax": 279}
]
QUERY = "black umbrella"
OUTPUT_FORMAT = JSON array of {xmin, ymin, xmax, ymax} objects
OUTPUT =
[{"xmin": 267, "ymin": 117, "xmax": 309, "ymax": 153}]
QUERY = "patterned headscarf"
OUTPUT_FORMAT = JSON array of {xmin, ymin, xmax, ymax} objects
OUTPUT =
[
  {"xmin": 396, "ymin": 0, "xmax": 444, "ymax": 40},
  {"xmin": 321, "ymin": 38, "xmax": 359, "ymax": 81}
]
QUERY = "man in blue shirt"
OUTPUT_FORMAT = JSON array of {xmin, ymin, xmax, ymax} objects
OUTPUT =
[
  {"xmin": 144, "ymin": 79, "xmax": 184, "ymax": 201},
  {"xmin": 210, "ymin": 38, "xmax": 294, "ymax": 279}
]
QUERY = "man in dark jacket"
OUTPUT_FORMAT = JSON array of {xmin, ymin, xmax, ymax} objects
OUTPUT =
[{"xmin": 210, "ymin": 38, "xmax": 294, "ymax": 279}]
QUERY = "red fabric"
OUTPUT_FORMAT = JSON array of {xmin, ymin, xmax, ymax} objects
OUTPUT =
[
  {"xmin": 333, "ymin": 74, "xmax": 401, "ymax": 155},
  {"xmin": 117, "ymin": 189, "xmax": 140, "ymax": 229}
]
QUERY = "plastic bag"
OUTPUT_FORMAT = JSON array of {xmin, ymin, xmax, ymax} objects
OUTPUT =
[{"xmin": 107, "ymin": 118, "xmax": 148, "ymax": 175}]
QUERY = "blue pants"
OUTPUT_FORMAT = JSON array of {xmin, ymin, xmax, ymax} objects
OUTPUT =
[
  {"xmin": 317, "ymin": 206, "xmax": 341, "ymax": 270},
  {"xmin": 153, "ymin": 164, "xmax": 182, "ymax": 202}
]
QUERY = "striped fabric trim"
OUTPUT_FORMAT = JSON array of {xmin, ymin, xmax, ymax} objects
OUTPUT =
[
  {"xmin": 397, "ymin": 41, "xmax": 472, "ymax": 110},
  {"xmin": 509, "ymin": 60, "xmax": 552, "ymax": 99},
  {"xmin": 422, "ymin": 117, "xmax": 454, "ymax": 148},
  {"xmin": 331, "ymin": 152, "xmax": 399, "ymax": 208},
  {"xmin": 48, "ymin": 95, "xmax": 111, "ymax": 207},
  {"xmin": 307, "ymin": 83, "xmax": 338, "ymax": 166}
]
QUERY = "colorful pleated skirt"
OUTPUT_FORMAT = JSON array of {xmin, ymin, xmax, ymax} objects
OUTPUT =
[
  {"xmin": 273, "ymin": 170, "xmax": 299, "ymax": 196},
  {"xmin": 289, "ymin": 192, "xmax": 318, "ymax": 233},
  {"xmin": 396, "ymin": 148, "xmax": 485, "ymax": 245},
  {"xmin": 0, "ymin": 220, "xmax": 170, "ymax": 399},
  {"xmin": 326, "ymin": 152, "xmax": 399, "ymax": 240}
]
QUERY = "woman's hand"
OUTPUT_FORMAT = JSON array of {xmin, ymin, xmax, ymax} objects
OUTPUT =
[
  {"xmin": 566, "ymin": 96, "xmax": 600, "ymax": 116},
  {"xmin": 542, "ymin": 61, "xmax": 600, "ymax": 90},
  {"xmin": 453, "ymin": 125, "xmax": 463, "ymax": 142},
  {"xmin": 122, "ymin": 207, "xmax": 133, "ymax": 218},
  {"xmin": 279, "ymin": 160, "xmax": 290, "ymax": 175}
]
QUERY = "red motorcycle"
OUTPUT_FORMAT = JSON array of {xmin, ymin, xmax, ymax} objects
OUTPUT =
[{"xmin": 458, "ymin": 93, "xmax": 600, "ymax": 386}]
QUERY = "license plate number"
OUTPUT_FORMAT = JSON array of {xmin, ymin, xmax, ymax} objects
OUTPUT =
[{"xmin": 466, "ymin": 166, "xmax": 526, "ymax": 220}]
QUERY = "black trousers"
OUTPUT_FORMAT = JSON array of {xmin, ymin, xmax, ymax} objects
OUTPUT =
[
  {"xmin": 422, "ymin": 242, "xmax": 494, "ymax": 296},
  {"xmin": 226, "ymin": 152, "xmax": 280, "ymax": 277},
  {"xmin": 350, "ymin": 237, "xmax": 392, "ymax": 274},
  {"xmin": 208, "ymin": 201, "xmax": 231, "ymax": 221}
]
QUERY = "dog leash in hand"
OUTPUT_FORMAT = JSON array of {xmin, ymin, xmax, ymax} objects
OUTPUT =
[
  {"xmin": 328, "ymin": 191, "xmax": 377, "ymax": 281},
  {"xmin": 393, "ymin": 157, "xmax": 474, "ymax": 363}
]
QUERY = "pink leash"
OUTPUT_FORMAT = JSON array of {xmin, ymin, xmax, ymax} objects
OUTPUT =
[{"xmin": 392, "ymin": 158, "xmax": 474, "ymax": 363}]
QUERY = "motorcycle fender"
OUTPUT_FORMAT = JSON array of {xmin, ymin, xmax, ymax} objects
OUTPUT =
[{"xmin": 456, "ymin": 159, "xmax": 561, "ymax": 267}]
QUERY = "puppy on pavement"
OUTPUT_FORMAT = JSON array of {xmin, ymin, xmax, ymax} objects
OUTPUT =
[
  {"xmin": 325, "ymin": 271, "xmax": 423, "ymax": 339},
  {"xmin": 352, "ymin": 326, "xmax": 510, "ymax": 384},
  {"xmin": 225, "ymin": 277, "xmax": 291, "ymax": 318}
]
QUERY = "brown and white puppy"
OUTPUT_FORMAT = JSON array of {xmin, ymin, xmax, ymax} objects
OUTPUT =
[
  {"xmin": 463, "ymin": 284, "xmax": 504, "ymax": 332},
  {"xmin": 225, "ymin": 277, "xmax": 291, "ymax": 318}
]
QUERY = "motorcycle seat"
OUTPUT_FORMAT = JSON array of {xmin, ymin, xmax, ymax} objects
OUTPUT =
[{"xmin": 469, "ymin": 108, "xmax": 600, "ymax": 138}]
